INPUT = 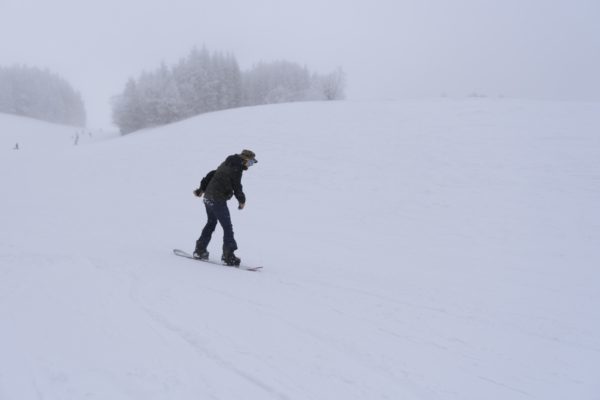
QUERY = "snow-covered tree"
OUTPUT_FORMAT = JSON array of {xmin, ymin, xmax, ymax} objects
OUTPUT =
[
  {"xmin": 0, "ymin": 65, "xmax": 86, "ymax": 126},
  {"xmin": 111, "ymin": 79, "xmax": 144, "ymax": 134},
  {"xmin": 319, "ymin": 67, "xmax": 346, "ymax": 101},
  {"xmin": 111, "ymin": 46, "xmax": 346, "ymax": 134},
  {"xmin": 242, "ymin": 61, "xmax": 312, "ymax": 106}
]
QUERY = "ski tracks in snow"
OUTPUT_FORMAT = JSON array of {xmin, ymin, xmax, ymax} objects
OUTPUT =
[
  {"xmin": 109, "ymin": 253, "xmax": 427, "ymax": 400},
  {"xmin": 2, "ymin": 250, "xmax": 590, "ymax": 400},
  {"xmin": 140, "ymin": 306, "xmax": 291, "ymax": 400}
]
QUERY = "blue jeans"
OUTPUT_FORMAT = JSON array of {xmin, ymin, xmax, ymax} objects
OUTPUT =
[{"xmin": 196, "ymin": 198, "xmax": 238, "ymax": 253}]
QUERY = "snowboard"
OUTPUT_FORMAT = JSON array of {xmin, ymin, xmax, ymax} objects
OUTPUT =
[{"xmin": 173, "ymin": 249, "xmax": 263, "ymax": 271}]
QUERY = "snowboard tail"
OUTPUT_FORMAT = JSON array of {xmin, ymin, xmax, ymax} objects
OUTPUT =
[{"xmin": 173, "ymin": 249, "xmax": 263, "ymax": 271}]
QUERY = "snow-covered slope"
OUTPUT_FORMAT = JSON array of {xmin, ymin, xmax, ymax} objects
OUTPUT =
[
  {"xmin": 1, "ymin": 100, "xmax": 599, "ymax": 399},
  {"xmin": 0, "ymin": 112, "xmax": 117, "ymax": 150}
]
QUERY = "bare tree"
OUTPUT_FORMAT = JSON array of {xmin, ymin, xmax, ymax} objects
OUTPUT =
[{"xmin": 320, "ymin": 67, "xmax": 346, "ymax": 101}]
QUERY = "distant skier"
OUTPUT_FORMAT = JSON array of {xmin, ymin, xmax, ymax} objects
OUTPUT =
[{"xmin": 192, "ymin": 150, "xmax": 258, "ymax": 266}]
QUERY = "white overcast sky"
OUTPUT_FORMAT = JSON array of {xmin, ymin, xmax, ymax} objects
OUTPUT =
[{"xmin": 1, "ymin": 0, "xmax": 599, "ymax": 128}]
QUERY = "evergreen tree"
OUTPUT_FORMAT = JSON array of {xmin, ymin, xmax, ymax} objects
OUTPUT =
[
  {"xmin": 111, "ymin": 46, "xmax": 345, "ymax": 134},
  {"xmin": 112, "ymin": 79, "xmax": 144, "ymax": 134},
  {"xmin": 0, "ymin": 65, "xmax": 86, "ymax": 126}
]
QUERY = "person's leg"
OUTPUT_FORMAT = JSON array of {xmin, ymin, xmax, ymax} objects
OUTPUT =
[
  {"xmin": 212, "ymin": 201, "xmax": 238, "ymax": 253},
  {"xmin": 195, "ymin": 200, "xmax": 218, "ymax": 254},
  {"xmin": 210, "ymin": 201, "xmax": 240, "ymax": 265}
]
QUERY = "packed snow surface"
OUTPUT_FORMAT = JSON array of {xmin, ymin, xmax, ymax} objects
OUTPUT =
[{"xmin": 1, "ymin": 99, "xmax": 599, "ymax": 399}]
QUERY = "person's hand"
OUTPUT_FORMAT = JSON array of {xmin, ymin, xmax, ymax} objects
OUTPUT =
[
  {"xmin": 238, "ymin": 202, "xmax": 245, "ymax": 210},
  {"xmin": 193, "ymin": 189, "xmax": 203, "ymax": 197}
]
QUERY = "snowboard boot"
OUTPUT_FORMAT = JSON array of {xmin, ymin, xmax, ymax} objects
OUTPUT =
[
  {"xmin": 221, "ymin": 250, "xmax": 241, "ymax": 266},
  {"xmin": 193, "ymin": 248, "xmax": 209, "ymax": 260}
]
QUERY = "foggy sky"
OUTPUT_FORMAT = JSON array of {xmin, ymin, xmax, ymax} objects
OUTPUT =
[{"xmin": 1, "ymin": 0, "xmax": 599, "ymax": 128}]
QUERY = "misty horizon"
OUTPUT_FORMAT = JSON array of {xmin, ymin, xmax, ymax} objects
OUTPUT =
[{"xmin": 1, "ymin": 0, "xmax": 599, "ymax": 128}]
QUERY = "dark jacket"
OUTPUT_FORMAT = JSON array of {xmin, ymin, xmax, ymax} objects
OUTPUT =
[{"xmin": 201, "ymin": 155, "xmax": 246, "ymax": 203}]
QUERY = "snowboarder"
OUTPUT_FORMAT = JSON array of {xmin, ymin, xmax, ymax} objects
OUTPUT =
[{"xmin": 192, "ymin": 149, "xmax": 258, "ymax": 266}]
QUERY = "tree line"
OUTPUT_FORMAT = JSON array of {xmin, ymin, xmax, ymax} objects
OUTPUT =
[
  {"xmin": 0, "ymin": 65, "xmax": 86, "ymax": 126},
  {"xmin": 0, "ymin": 48, "xmax": 345, "ymax": 132},
  {"xmin": 112, "ymin": 47, "xmax": 346, "ymax": 134}
]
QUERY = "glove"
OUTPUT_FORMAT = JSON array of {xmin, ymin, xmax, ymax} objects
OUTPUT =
[{"xmin": 193, "ymin": 188, "xmax": 204, "ymax": 197}]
